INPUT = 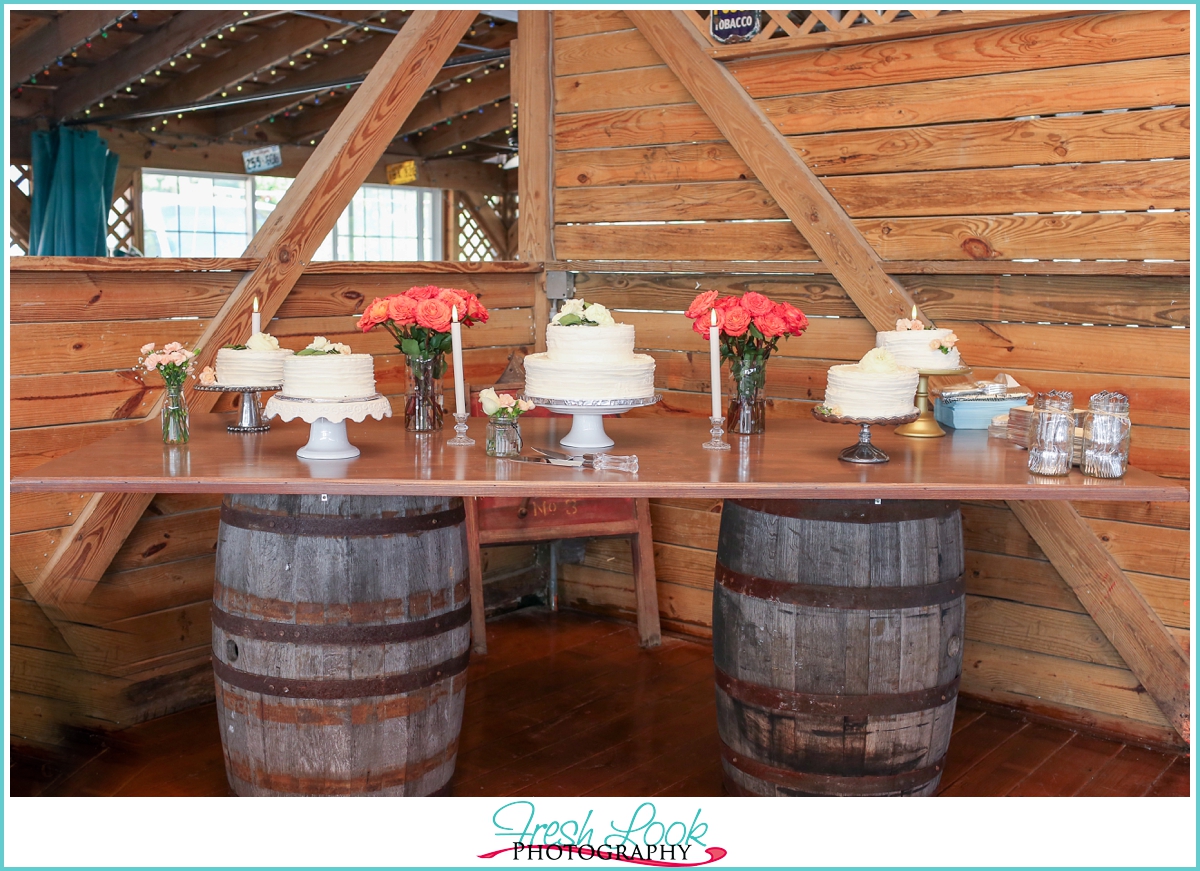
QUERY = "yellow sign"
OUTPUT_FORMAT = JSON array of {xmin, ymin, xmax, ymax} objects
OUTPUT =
[{"xmin": 386, "ymin": 160, "xmax": 419, "ymax": 185}]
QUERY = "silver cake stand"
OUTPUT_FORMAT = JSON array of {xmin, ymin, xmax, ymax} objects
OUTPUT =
[
  {"xmin": 194, "ymin": 382, "xmax": 280, "ymax": 433},
  {"xmin": 812, "ymin": 406, "xmax": 920, "ymax": 464},
  {"xmin": 264, "ymin": 393, "xmax": 392, "ymax": 460},
  {"xmin": 522, "ymin": 394, "xmax": 661, "ymax": 450}
]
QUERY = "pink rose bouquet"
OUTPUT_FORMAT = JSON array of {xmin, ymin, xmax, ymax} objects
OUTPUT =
[{"xmin": 137, "ymin": 341, "xmax": 197, "ymax": 391}]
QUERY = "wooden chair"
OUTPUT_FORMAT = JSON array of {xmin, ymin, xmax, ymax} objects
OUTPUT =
[{"xmin": 464, "ymin": 496, "xmax": 661, "ymax": 654}]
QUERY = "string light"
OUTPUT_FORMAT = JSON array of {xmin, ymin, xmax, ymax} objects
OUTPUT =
[
  {"xmin": 305, "ymin": 52, "xmax": 312, "ymax": 58},
  {"xmin": 341, "ymin": 38, "xmax": 348, "ymax": 44},
  {"xmin": 140, "ymin": 77, "xmax": 146, "ymax": 83},
  {"xmin": 322, "ymin": 42, "xmax": 329, "ymax": 49},
  {"xmin": 169, "ymin": 60, "xmax": 175, "ymax": 65}
]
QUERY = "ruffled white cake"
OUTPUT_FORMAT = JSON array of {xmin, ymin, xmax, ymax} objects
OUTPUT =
[
  {"xmin": 824, "ymin": 348, "xmax": 919, "ymax": 418},
  {"xmin": 524, "ymin": 322, "xmax": 656, "ymax": 401},
  {"xmin": 281, "ymin": 354, "xmax": 376, "ymax": 400},
  {"xmin": 875, "ymin": 327, "xmax": 962, "ymax": 370},
  {"xmin": 214, "ymin": 333, "xmax": 293, "ymax": 387}
]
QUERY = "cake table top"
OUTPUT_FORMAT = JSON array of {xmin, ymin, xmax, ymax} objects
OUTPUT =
[{"xmin": 11, "ymin": 413, "xmax": 1187, "ymax": 502}]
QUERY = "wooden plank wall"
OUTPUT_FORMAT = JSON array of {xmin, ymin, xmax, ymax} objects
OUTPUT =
[
  {"xmin": 9, "ymin": 259, "xmax": 540, "ymax": 747},
  {"xmin": 550, "ymin": 10, "xmax": 1191, "ymax": 749}
]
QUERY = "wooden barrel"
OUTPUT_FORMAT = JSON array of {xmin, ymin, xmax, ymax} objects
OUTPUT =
[
  {"xmin": 713, "ymin": 499, "xmax": 964, "ymax": 797},
  {"xmin": 212, "ymin": 493, "xmax": 470, "ymax": 796}
]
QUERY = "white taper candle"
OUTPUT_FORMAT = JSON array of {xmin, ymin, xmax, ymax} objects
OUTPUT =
[
  {"xmin": 251, "ymin": 296, "xmax": 261, "ymax": 335},
  {"xmin": 451, "ymin": 306, "xmax": 466, "ymax": 416},
  {"xmin": 709, "ymin": 308, "xmax": 722, "ymax": 419}
]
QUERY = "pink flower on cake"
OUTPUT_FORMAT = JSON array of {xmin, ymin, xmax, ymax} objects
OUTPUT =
[
  {"xmin": 930, "ymin": 331, "xmax": 959, "ymax": 354},
  {"xmin": 693, "ymin": 306, "xmax": 725, "ymax": 339},
  {"xmin": 685, "ymin": 290, "xmax": 719, "ymax": 320},
  {"xmin": 387, "ymin": 294, "xmax": 417, "ymax": 326},
  {"xmin": 199, "ymin": 365, "xmax": 217, "ymax": 386},
  {"xmin": 722, "ymin": 306, "xmax": 752, "ymax": 337},
  {"xmin": 895, "ymin": 317, "xmax": 925, "ymax": 331},
  {"xmin": 415, "ymin": 298, "xmax": 452, "ymax": 332},
  {"xmin": 740, "ymin": 291, "xmax": 773, "ymax": 317}
]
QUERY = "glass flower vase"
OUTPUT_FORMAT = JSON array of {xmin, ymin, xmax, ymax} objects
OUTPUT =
[
  {"xmin": 162, "ymin": 382, "xmax": 190, "ymax": 445},
  {"xmin": 405, "ymin": 352, "xmax": 445, "ymax": 432},
  {"xmin": 726, "ymin": 358, "xmax": 767, "ymax": 435},
  {"xmin": 485, "ymin": 417, "xmax": 522, "ymax": 458}
]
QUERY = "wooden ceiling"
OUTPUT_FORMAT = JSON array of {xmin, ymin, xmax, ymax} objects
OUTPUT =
[{"xmin": 10, "ymin": 9, "xmax": 517, "ymax": 168}]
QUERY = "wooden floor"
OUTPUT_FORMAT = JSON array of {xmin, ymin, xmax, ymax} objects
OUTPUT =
[{"xmin": 11, "ymin": 608, "xmax": 1190, "ymax": 797}]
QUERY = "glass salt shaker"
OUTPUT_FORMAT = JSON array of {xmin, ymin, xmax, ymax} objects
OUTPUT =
[
  {"xmin": 1081, "ymin": 391, "xmax": 1130, "ymax": 478},
  {"xmin": 1027, "ymin": 391, "xmax": 1074, "ymax": 476}
]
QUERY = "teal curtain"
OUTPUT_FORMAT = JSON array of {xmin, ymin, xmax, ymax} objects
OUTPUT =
[{"xmin": 28, "ymin": 127, "xmax": 120, "ymax": 256}]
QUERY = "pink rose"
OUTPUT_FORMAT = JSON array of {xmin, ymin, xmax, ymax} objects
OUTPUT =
[
  {"xmin": 140, "ymin": 342, "xmax": 155, "ymax": 355},
  {"xmin": 685, "ymin": 290, "xmax": 719, "ymax": 320},
  {"xmin": 358, "ymin": 297, "xmax": 390, "ymax": 331},
  {"xmin": 740, "ymin": 291, "xmax": 773, "ymax": 317},
  {"xmin": 464, "ymin": 292, "xmax": 489, "ymax": 324},
  {"xmin": 779, "ymin": 302, "xmax": 808, "ymax": 335},
  {"xmin": 722, "ymin": 305, "xmax": 751, "ymax": 337}
]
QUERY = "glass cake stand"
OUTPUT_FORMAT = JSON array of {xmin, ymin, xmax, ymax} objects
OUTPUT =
[
  {"xmin": 895, "ymin": 366, "xmax": 971, "ymax": 438},
  {"xmin": 194, "ymin": 382, "xmax": 280, "ymax": 433},
  {"xmin": 521, "ymin": 394, "xmax": 661, "ymax": 450},
  {"xmin": 812, "ymin": 406, "xmax": 920, "ymax": 464},
  {"xmin": 264, "ymin": 393, "xmax": 392, "ymax": 460}
]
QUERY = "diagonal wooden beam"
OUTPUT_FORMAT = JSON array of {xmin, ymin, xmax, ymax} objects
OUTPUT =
[
  {"xmin": 12, "ymin": 10, "xmax": 124, "ymax": 84},
  {"xmin": 1009, "ymin": 500, "xmax": 1190, "ymax": 745},
  {"xmin": 26, "ymin": 9, "xmax": 478, "ymax": 625},
  {"xmin": 417, "ymin": 98, "xmax": 510, "ymax": 157},
  {"xmin": 399, "ymin": 68, "xmax": 511, "ymax": 137},
  {"xmin": 627, "ymin": 10, "xmax": 921, "ymax": 332},
  {"xmin": 54, "ymin": 10, "xmax": 246, "ymax": 120},
  {"xmin": 130, "ymin": 11, "xmax": 378, "ymax": 119}
]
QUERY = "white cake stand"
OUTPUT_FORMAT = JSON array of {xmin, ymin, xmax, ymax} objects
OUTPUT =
[
  {"xmin": 264, "ymin": 393, "xmax": 392, "ymax": 460},
  {"xmin": 521, "ymin": 394, "xmax": 661, "ymax": 450}
]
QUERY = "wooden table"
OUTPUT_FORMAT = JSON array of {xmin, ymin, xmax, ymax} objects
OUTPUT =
[{"xmin": 11, "ymin": 412, "xmax": 1187, "ymax": 501}]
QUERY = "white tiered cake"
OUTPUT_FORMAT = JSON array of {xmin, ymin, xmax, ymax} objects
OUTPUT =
[
  {"xmin": 214, "ymin": 333, "xmax": 293, "ymax": 386},
  {"xmin": 824, "ymin": 348, "xmax": 919, "ymax": 419},
  {"xmin": 280, "ymin": 337, "xmax": 376, "ymax": 400},
  {"xmin": 524, "ymin": 302, "xmax": 655, "ymax": 401},
  {"xmin": 875, "ymin": 317, "xmax": 962, "ymax": 370}
]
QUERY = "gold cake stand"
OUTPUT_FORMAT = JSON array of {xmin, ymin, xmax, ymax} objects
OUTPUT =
[{"xmin": 895, "ymin": 366, "xmax": 971, "ymax": 439}]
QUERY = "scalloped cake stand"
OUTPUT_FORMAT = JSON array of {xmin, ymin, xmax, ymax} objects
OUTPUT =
[
  {"xmin": 521, "ymin": 394, "xmax": 661, "ymax": 450},
  {"xmin": 264, "ymin": 394, "xmax": 392, "ymax": 460},
  {"xmin": 811, "ymin": 406, "xmax": 921, "ymax": 464},
  {"xmin": 194, "ymin": 383, "xmax": 281, "ymax": 433}
]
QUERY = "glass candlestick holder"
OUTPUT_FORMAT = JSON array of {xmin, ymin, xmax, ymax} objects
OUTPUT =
[
  {"xmin": 447, "ymin": 412, "xmax": 474, "ymax": 446},
  {"xmin": 703, "ymin": 415, "xmax": 731, "ymax": 451}
]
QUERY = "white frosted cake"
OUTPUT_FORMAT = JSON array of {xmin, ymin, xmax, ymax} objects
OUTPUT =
[
  {"xmin": 214, "ymin": 333, "xmax": 293, "ymax": 387},
  {"xmin": 875, "ymin": 322, "xmax": 962, "ymax": 370},
  {"xmin": 523, "ymin": 303, "xmax": 656, "ymax": 401},
  {"xmin": 824, "ymin": 348, "xmax": 919, "ymax": 419},
  {"xmin": 280, "ymin": 337, "xmax": 376, "ymax": 400}
]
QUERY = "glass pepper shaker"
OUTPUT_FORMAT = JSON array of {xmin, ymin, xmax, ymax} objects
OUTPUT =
[
  {"xmin": 1027, "ymin": 391, "xmax": 1074, "ymax": 476},
  {"xmin": 1081, "ymin": 391, "xmax": 1130, "ymax": 478}
]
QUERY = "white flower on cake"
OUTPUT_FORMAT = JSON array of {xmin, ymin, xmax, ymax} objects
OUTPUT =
[
  {"xmin": 551, "ymin": 298, "xmax": 616, "ymax": 327},
  {"xmin": 583, "ymin": 303, "xmax": 615, "ymax": 326},
  {"xmin": 553, "ymin": 298, "xmax": 586, "ymax": 322},
  {"xmin": 245, "ymin": 332, "xmax": 281, "ymax": 352},
  {"xmin": 298, "ymin": 335, "xmax": 352, "ymax": 356}
]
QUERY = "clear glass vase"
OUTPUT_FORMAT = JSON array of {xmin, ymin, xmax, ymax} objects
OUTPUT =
[
  {"xmin": 485, "ymin": 417, "xmax": 522, "ymax": 458},
  {"xmin": 726, "ymin": 357, "xmax": 767, "ymax": 435},
  {"xmin": 162, "ymin": 382, "xmax": 190, "ymax": 445},
  {"xmin": 405, "ymin": 353, "xmax": 445, "ymax": 432}
]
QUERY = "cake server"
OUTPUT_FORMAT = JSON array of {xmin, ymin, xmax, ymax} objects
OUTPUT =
[
  {"xmin": 503, "ymin": 454, "xmax": 584, "ymax": 468},
  {"xmin": 532, "ymin": 447, "xmax": 639, "ymax": 473}
]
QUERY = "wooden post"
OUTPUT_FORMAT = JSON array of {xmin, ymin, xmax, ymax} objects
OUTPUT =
[
  {"xmin": 1009, "ymin": 500, "xmax": 1190, "ymax": 744},
  {"xmin": 631, "ymin": 498, "xmax": 662, "ymax": 648},
  {"xmin": 627, "ymin": 10, "xmax": 922, "ymax": 332},
  {"xmin": 464, "ymin": 498, "xmax": 489, "ymax": 654}
]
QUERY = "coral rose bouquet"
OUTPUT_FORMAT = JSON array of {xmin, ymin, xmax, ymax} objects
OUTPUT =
[
  {"xmin": 685, "ymin": 290, "xmax": 808, "ymax": 434},
  {"xmin": 357, "ymin": 285, "xmax": 489, "ymax": 431},
  {"xmin": 136, "ymin": 342, "xmax": 198, "ymax": 444}
]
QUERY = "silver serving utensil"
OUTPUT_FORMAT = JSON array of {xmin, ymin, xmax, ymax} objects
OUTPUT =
[
  {"xmin": 503, "ymin": 454, "xmax": 584, "ymax": 468},
  {"xmin": 532, "ymin": 446, "xmax": 639, "ymax": 473}
]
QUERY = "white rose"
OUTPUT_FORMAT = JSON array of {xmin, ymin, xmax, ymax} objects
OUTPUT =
[
  {"xmin": 551, "ymin": 298, "xmax": 586, "ymax": 324},
  {"xmin": 583, "ymin": 303, "xmax": 614, "ymax": 326},
  {"xmin": 247, "ymin": 332, "xmax": 281, "ymax": 351},
  {"xmin": 329, "ymin": 342, "xmax": 352, "ymax": 355},
  {"xmin": 306, "ymin": 336, "xmax": 331, "ymax": 351},
  {"xmin": 480, "ymin": 387, "xmax": 502, "ymax": 416}
]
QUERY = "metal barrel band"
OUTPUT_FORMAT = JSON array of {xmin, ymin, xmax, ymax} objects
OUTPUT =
[
  {"xmin": 719, "ymin": 740, "xmax": 945, "ymax": 796},
  {"xmin": 213, "ymin": 648, "xmax": 470, "ymax": 700},
  {"xmin": 213, "ymin": 579, "xmax": 470, "ymax": 624},
  {"xmin": 218, "ymin": 501, "xmax": 465, "ymax": 537},
  {"xmin": 715, "ymin": 562, "xmax": 964, "ymax": 610},
  {"xmin": 729, "ymin": 499, "xmax": 959, "ymax": 524},
  {"xmin": 716, "ymin": 668, "xmax": 960, "ymax": 718},
  {"xmin": 211, "ymin": 601, "xmax": 471, "ymax": 645}
]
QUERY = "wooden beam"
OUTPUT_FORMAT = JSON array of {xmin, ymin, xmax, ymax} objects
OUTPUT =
[
  {"xmin": 130, "ymin": 12, "xmax": 376, "ymax": 119},
  {"xmin": 400, "ymin": 68, "xmax": 511, "ymax": 136},
  {"xmin": 10, "ymin": 181, "xmax": 32, "ymax": 250},
  {"xmin": 11, "ymin": 10, "xmax": 124, "ymax": 84},
  {"xmin": 417, "ymin": 98, "xmax": 511, "ymax": 157},
  {"xmin": 514, "ymin": 22, "xmax": 554, "ymax": 263},
  {"xmin": 1008, "ymin": 500, "xmax": 1190, "ymax": 745},
  {"xmin": 54, "ymin": 10, "xmax": 246, "ymax": 120},
  {"xmin": 626, "ymin": 10, "xmax": 921, "ymax": 332}
]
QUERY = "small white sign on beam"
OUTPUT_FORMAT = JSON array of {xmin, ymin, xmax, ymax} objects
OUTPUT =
[{"xmin": 242, "ymin": 144, "xmax": 283, "ymax": 174}]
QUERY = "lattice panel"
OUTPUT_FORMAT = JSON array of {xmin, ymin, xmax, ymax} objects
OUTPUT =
[
  {"xmin": 455, "ymin": 195, "xmax": 497, "ymax": 261},
  {"xmin": 107, "ymin": 177, "xmax": 138, "ymax": 254},
  {"xmin": 686, "ymin": 9, "xmax": 962, "ymax": 54},
  {"xmin": 9, "ymin": 163, "xmax": 31, "ymax": 254}
]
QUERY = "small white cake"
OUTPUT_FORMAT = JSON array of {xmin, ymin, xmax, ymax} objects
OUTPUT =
[
  {"xmin": 524, "ymin": 315, "xmax": 656, "ymax": 401},
  {"xmin": 875, "ymin": 325, "xmax": 962, "ymax": 370},
  {"xmin": 824, "ymin": 348, "xmax": 919, "ymax": 419},
  {"xmin": 214, "ymin": 333, "xmax": 292, "ymax": 387},
  {"xmin": 280, "ymin": 337, "xmax": 376, "ymax": 400}
]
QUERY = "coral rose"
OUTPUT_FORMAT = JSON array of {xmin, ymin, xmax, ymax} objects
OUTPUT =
[
  {"xmin": 692, "ymin": 306, "xmax": 725, "ymax": 339},
  {"xmin": 387, "ymin": 294, "xmax": 417, "ymax": 326},
  {"xmin": 739, "ymin": 291, "xmax": 773, "ymax": 317},
  {"xmin": 714, "ymin": 295, "xmax": 740, "ymax": 311},
  {"xmin": 406, "ymin": 285, "xmax": 441, "ymax": 301},
  {"xmin": 464, "ymin": 292, "xmax": 489, "ymax": 323},
  {"xmin": 722, "ymin": 305, "xmax": 751, "ymax": 337},
  {"xmin": 754, "ymin": 311, "xmax": 787, "ymax": 339},
  {"xmin": 779, "ymin": 302, "xmax": 808, "ymax": 335},
  {"xmin": 685, "ymin": 290, "xmax": 719, "ymax": 320},
  {"xmin": 438, "ymin": 288, "xmax": 467, "ymax": 317},
  {"xmin": 358, "ymin": 297, "xmax": 389, "ymax": 331},
  {"xmin": 415, "ymin": 298, "xmax": 453, "ymax": 332}
]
